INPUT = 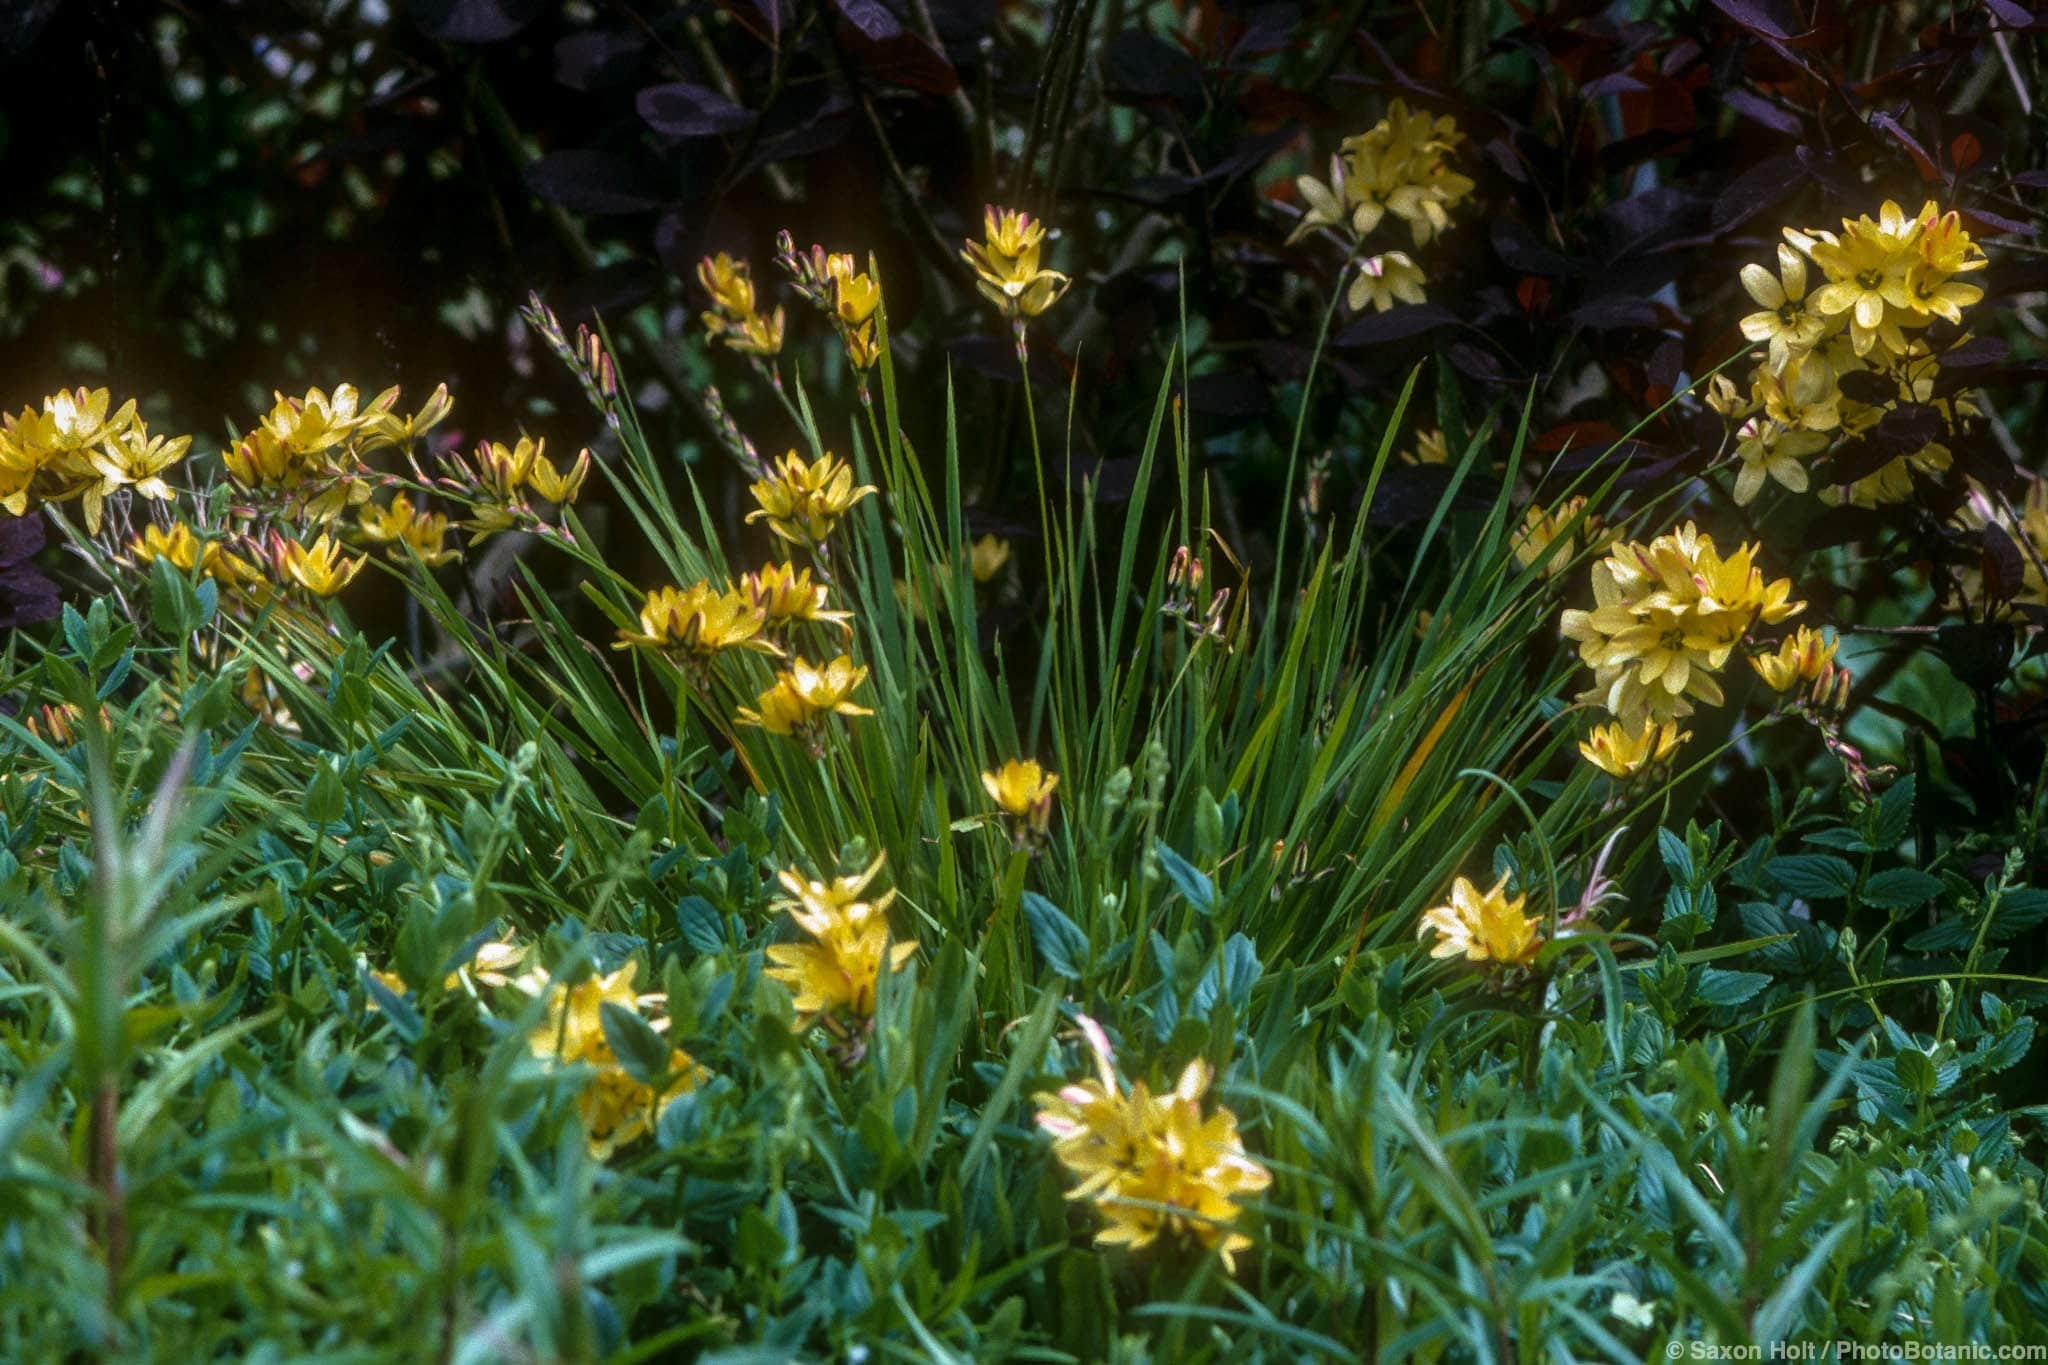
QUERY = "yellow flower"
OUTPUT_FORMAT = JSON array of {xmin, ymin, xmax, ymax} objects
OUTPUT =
[
  {"xmin": 698, "ymin": 252, "xmax": 756, "ymax": 320},
  {"xmin": 358, "ymin": 493, "xmax": 461, "ymax": 567},
  {"xmin": 1578, "ymin": 719, "xmax": 1687, "ymax": 778},
  {"xmin": 961, "ymin": 206, "xmax": 1072, "ymax": 320},
  {"xmin": 1033, "ymin": 1018, "xmax": 1271, "ymax": 1273},
  {"xmin": 746, "ymin": 449, "xmax": 876, "ymax": 544},
  {"xmin": 1731, "ymin": 417, "xmax": 1827, "ymax": 505},
  {"xmin": 613, "ymin": 580, "xmax": 778, "ymax": 658},
  {"xmin": 1291, "ymin": 102, "xmax": 1471, "ymax": 250},
  {"xmin": 969, "ymin": 533, "xmax": 1011, "ymax": 584},
  {"xmin": 834, "ymin": 271, "xmax": 882, "ymax": 328},
  {"xmin": 1347, "ymin": 252, "xmax": 1426, "ymax": 313},
  {"xmin": 1560, "ymin": 523, "xmax": 1801, "ymax": 726},
  {"xmin": 364, "ymin": 940, "xmax": 527, "ymax": 1005},
  {"xmin": 698, "ymin": 253, "xmax": 787, "ymax": 359},
  {"xmin": 740, "ymin": 561, "xmax": 854, "ymax": 635},
  {"xmin": 729, "ymin": 308, "xmax": 786, "ymax": 357},
  {"xmin": 1805, "ymin": 202, "xmax": 1926, "ymax": 357},
  {"xmin": 763, "ymin": 855, "xmax": 915, "ymax": 1022},
  {"xmin": 843, "ymin": 320, "xmax": 885, "ymax": 373},
  {"xmin": 1511, "ymin": 496, "xmax": 1595, "ymax": 578},
  {"xmin": 526, "ymin": 961, "xmax": 703, "ymax": 1160},
  {"xmin": 527, "ymin": 446, "xmax": 592, "ymax": 505},
  {"xmin": 1400, "ymin": 428, "xmax": 1450, "ymax": 466},
  {"xmin": 981, "ymin": 758, "xmax": 1058, "ymax": 845},
  {"xmin": 736, "ymin": 655, "xmax": 873, "ymax": 749},
  {"xmin": 0, "ymin": 387, "xmax": 142, "ymax": 517},
  {"xmin": 1739, "ymin": 244, "xmax": 1829, "ymax": 376},
  {"xmin": 132, "ymin": 521, "xmax": 260, "ymax": 588},
  {"xmin": 358, "ymin": 383, "xmax": 453, "ymax": 451},
  {"xmin": 1751, "ymin": 625, "xmax": 1838, "ymax": 692},
  {"xmin": 1418, "ymin": 872, "xmax": 1542, "ymax": 967},
  {"xmin": 275, "ymin": 533, "xmax": 365, "ymax": 597}
]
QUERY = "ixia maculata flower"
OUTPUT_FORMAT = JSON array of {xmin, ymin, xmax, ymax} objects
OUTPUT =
[
  {"xmin": 763, "ymin": 856, "xmax": 916, "ymax": 1047},
  {"xmin": 982, "ymin": 758, "xmax": 1058, "ymax": 849},
  {"xmin": 526, "ymin": 960, "xmax": 704, "ymax": 1160},
  {"xmin": 614, "ymin": 581, "xmax": 778, "ymax": 663},
  {"xmin": 1034, "ymin": 1016, "xmax": 1271, "ymax": 1273},
  {"xmin": 746, "ymin": 449, "xmax": 875, "ymax": 545},
  {"xmin": 1578, "ymin": 718, "xmax": 1688, "ymax": 780},
  {"xmin": 1, "ymin": 387, "xmax": 192, "ymax": 533},
  {"xmin": 962, "ymin": 206, "xmax": 1071, "ymax": 323},
  {"xmin": 1419, "ymin": 872, "xmax": 1543, "ymax": 968},
  {"xmin": 736, "ymin": 654, "xmax": 873, "ymax": 753}
]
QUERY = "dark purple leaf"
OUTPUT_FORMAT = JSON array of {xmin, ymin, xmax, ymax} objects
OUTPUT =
[
  {"xmin": 1947, "ymin": 428, "xmax": 2022, "ymax": 496},
  {"xmin": 524, "ymin": 150, "xmax": 664, "ymax": 215},
  {"xmin": 1337, "ymin": 303, "xmax": 1458, "ymax": 347},
  {"xmin": 830, "ymin": 0, "xmax": 959, "ymax": 92},
  {"xmin": 1936, "ymin": 623, "xmax": 2014, "ymax": 692},
  {"xmin": 1869, "ymin": 111, "xmax": 1939, "ymax": 181},
  {"xmin": 1367, "ymin": 465, "xmax": 1495, "ymax": 528},
  {"xmin": 1595, "ymin": 184, "xmax": 1701, "ymax": 255},
  {"xmin": 409, "ymin": 0, "xmax": 542, "ymax": 43},
  {"xmin": 1984, "ymin": 0, "xmax": 2033, "ymax": 28},
  {"xmin": 1981, "ymin": 523, "xmax": 2028, "ymax": 602},
  {"xmin": 1581, "ymin": 71, "xmax": 1649, "ymax": 98},
  {"xmin": 1569, "ymin": 296, "xmax": 1667, "ymax": 330},
  {"xmin": 1723, "ymin": 89, "xmax": 1802, "ymax": 135},
  {"xmin": 1834, "ymin": 370, "xmax": 1897, "ymax": 405},
  {"xmin": 1446, "ymin": 342, "xmax": 1512, "ymax": 384},
  {"xmin": 830, "ymin": 0, "xmax": 900, "ymax": 39},
  {"xmin": 1963, "ymin": 205, "xmax": 2037, "ymax": 236},
  {"xmin": 1937, "ymin": 335, "xmax": 2011, "ymax": 371},
  {"xmin": 1708, "ymin": 0, "xmax": 1801, "ymax": 39},
  {"xmin": 0, "ymin": 514, "xmax": 58, "ymax": 630},
  {"xmin": 1491, "ymin": 219, "xmax": 1577, "ymax": 276},
  {"xmin": 638, "ymin": 83, "xmax": 755, "ymax": 138},
  {"xmin": 1102, "ymin": 31, "xmax": 1204, "ymax": 108},
  {"xmin": 2012, "ymin": 170, "xmax": 2048, "ymax": 189},
  {"xmin": 554, "ymin": 29, "xmax": 646, "ymax": 90},
  {"xmin": 1226, "ymin": 4, "xmax": 1301, "ymax": 62}
]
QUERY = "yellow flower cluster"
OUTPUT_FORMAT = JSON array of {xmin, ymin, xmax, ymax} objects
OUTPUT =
[
  {"xmin": 763, "ymin": 856, "xmax": 916, "ymax": 1031},
  {"xmin": 222, "ymin": 383, "xmax": 445, "ymax": 523},
  {"xmin": 736, "ymin": 654, "xmax": 873, "ymax": 753},
  {"xmin": 773, "ymin": 237, "xmax": 888, "ymax": 383},
  {"xmin": 1512, "ymin": 496, "xmax": 1602, "ymax": 579},
  {"xmin": 697, "ymin": 252, "xmax": 786, "ymax": 358},
  {"xmin": 1750, "ymin": 624, "xmax": 1847, "ymax": 710},
  {"xmin": 1418, "ymin": 872, "xmax": 1543, "ymax": 968},
  {"xmin": 982, "ymin": 758, "xmax": 1058, "ymax": 850},
  {"xmin": 131, "ymin": 521, "xmax": 263, "ymax": 595},
  {"xmin": 446, "ymin": 435, "xmax": 590, "ymax": 545},
  {"xmin": 1715, "ymin": 200, "xmax": 1987, "ymax": 507},
  {"xmin": 614, "ymin": 570, "xmax": 867, "ymax": 748},
  {"xmin": 1034, "ymin": 1017, "xmax": 1271, "ymax": 1273},
  {"xmin": 961, "ymin": 207, "xmax": 1071, "ymax": 323},
  {"xmin": 1561, "ymin": 522, "xmax": 1803, "ymax": 775},
  {"xmin": 615, "ymin": 580, "xmax": 780, "ymax": 661},
  {"xmin": 527, "ymin": 960, "xmax": 704, "ymax": 1161},
  {"xmin": 1289, "ymin": 100, "xmax": 1474, "ymax": 313},
  {"xmin": 747, "ymin": 449, "xmax": 876, "ymax": 545},
  {"xmin": 1, "ymin": 387, "xmax": 189, "ymax": 533}
]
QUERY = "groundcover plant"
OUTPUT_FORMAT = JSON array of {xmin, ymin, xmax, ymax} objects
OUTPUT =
[{"xmin": 3, "ymin": 1, "xmax": 2048, "ymax": 1360}]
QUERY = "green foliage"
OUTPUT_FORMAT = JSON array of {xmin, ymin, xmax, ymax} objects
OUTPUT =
[{"xmin": 3, "ymin": 319, "xmax": 2046, "ymax": 1362}]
